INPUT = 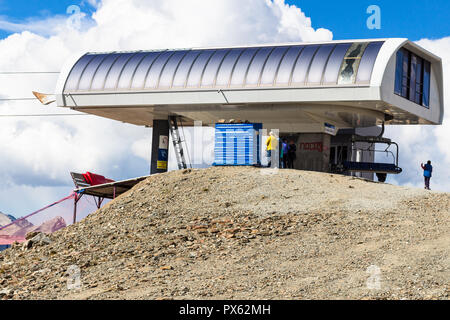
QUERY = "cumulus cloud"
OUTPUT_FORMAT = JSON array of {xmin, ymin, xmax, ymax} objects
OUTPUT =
[
  {"xmin": 0, "ymin": 0, "xmax": 332, "ymax": 216},
  {"xmin": 0, "ymin": 16, "xmax": 68, "ymax": 37},
  {"xmin": 384, "ymin": 37, "xmax": 450, "ymax": 192}
]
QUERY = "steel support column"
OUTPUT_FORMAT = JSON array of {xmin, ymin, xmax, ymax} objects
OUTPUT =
[
  {"xmin": 73, "ymin": 193, "xmax": 83, "ymax": 224},
  {"xmin": 150, "ymin": 119, "xmax": 170, "ymax": 175}
]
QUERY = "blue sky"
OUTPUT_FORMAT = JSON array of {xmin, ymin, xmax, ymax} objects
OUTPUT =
[
  {"xmin": 0, "ymin": 0, "xmax": 96, "ymax": 19},
  {"xmin": 1, "ymin": 0, "xmax": 450, "ymax": 41},
  {"xmin": 0, "ymin": 0, "xmax": 96, "ymax": 38},
  {"xmin": 287, "ymin": 0, "xmax": 450, "ymax": 41}
]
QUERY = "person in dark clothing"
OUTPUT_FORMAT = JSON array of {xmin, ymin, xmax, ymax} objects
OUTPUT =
[
  {"xmin": 287, "ymin": 140, "xmax": 297, "ymax": 169},
  {"xmin": 280, "ymin": 138, "xmax": 288, "ymax": 169},
  {"xmin": 421, "ymin": 160, "xmax": 433, "ymax": 190}
]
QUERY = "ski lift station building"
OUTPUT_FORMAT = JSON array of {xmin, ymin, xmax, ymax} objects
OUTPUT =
[{"xmin": 54, "ymin": 38, "xmax": 444, "ymax": 180}]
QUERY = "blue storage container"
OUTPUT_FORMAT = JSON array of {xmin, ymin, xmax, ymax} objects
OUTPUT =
[{"xmin": 213, "ymin": 123, "xmax": 262, "ymax": 166}]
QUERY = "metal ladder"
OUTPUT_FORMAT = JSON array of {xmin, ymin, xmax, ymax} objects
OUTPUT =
[{"xmin": 168, "ymin": 115, "xmax": 188, "ymax": 170}]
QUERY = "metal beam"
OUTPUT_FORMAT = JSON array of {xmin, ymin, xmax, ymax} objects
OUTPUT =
[{"xmin": 150, "ymin": 119, "xmax": 170, "ymax": 174}]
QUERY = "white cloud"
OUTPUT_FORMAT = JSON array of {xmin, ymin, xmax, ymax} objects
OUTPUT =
[
  {"xmin": 0, "ymin": 16, "xmax": 68, "ymax": 37},
  {"xmin": 0, "ymin": 0, "xmax": 332, "ymax": 216}
]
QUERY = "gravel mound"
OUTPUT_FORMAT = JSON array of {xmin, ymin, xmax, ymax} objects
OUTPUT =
[{"xmin": 0, "ymin": 167, "xmax": 449, "ymax": 300}]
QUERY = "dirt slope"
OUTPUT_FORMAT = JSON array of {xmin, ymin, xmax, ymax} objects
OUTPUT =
[{"xmin": 0, "ymin": 167, "xmax": 449, "ymax": 300}]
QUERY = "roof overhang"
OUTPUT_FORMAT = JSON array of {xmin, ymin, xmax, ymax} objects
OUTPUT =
[
  {"xmin": 75, "ymin": 175, "xmax": 148, "ymax": 199},
  {"xmin": 54, "ymin": 38, "xmax": 444, "ymax": 132}
]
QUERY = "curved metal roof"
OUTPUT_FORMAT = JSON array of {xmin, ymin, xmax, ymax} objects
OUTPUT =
[
  {"xmin": 54, "ymin": 39, "xmax": 443, "ymax": 129},
  {"xmin": 63, "ymin": 41, "xmax": 385, "ymax": 93}
]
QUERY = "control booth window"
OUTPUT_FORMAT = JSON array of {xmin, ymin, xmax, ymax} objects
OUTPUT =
[{"xmin": 395, "ymin": 47, "xmax": 431, "ymax": 108}]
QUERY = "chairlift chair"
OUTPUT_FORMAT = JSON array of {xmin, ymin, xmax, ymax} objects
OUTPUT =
[{"xmin": 340, "ymin": 134, "xmax": 402, "ymax": 182}]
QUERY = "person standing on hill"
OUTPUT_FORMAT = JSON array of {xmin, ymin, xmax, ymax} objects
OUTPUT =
[
  {"xmin": 287, "ymin": 140, "xmax": 297, "ymax": 169},
  {"xmin": 421, "ymin": 160, "xmax": 433, "ymax": 190},
  {"xmin": 265, "ymin": 131, "xmax": 278, "ymax": 168},
  {"xmin": 280, "ymin": 138, "xmax": 288, "ymax": 169}
]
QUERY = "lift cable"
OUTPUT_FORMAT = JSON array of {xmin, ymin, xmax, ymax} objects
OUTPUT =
[
  {"xmin": 0, "ymin": 98, "xmax": 39, "ymax": 101},
  {"xmin": 0, "ymin": 72, "xmax": 60, "ymax": 74},
  {"xmin": 0, "ymin": 114, "xmax": 92, "ymax": 117}
]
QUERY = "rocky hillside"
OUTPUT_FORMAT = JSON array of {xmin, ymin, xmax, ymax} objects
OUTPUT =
[
  {"xmin": 0, "ymin": 167, "xmax": 449, "ymax": 300},
  {"xmin": 0, "ymin": 212, "xmax": 15, "ymax": 227},
  {"xmin": 0, "ymin": 212, "xmax": 16, "ymax": 251},
  {"xmin": 0, "ymin": 216, "xmax": 67, "ymax": 238}
]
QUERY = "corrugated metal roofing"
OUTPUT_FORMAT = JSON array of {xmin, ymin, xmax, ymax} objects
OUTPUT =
[{"xmin": 63, "ymin": 41, "xmax": 384, "ymax": 93}]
